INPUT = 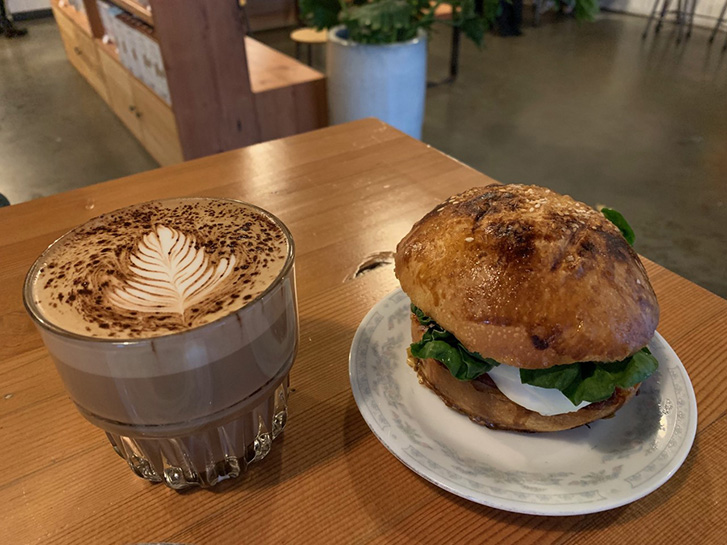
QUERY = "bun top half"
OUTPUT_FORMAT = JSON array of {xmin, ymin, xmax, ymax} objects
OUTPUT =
[{"xmin": 394, "ymin": 185, "xmax": 659, "ymax": 369}]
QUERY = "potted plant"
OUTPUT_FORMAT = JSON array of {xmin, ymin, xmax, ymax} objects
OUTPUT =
[
  {"xmin": 299, "ymin": 1, "xmax": 493, "ymax": 138},
  {"xmin": 299, "ymin": 0, "xmax": 598, "ymax": 139}
]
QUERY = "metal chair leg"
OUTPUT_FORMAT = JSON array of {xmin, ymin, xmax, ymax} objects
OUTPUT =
[
  {"xmin": 643, "ymin": 0, "xmax": 663, "ymax": 38},
  {"xmin": 676, "ymin": 0, "xmax": 685, "ymax": 43},
  {"xmin": 685, "ymin": 0, "xmax": 698, "ymax": 38},
  {"xmin": 449, "ymin": 26, "xmax": 460, "ymax": 81},
  {"xmin": 656, "ymin": 0, "xmax": 672, "ymax": 33},
  {"xmin": 427, "ymin": 24, "xmax": 461, "ymax": 87},
  {"xmin": 709, "ymin": 0, "xmax": 727, "ymax": 43}
]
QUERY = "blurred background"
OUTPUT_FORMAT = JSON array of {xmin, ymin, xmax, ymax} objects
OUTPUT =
[{"xmin": 0, "ymin": 0, "xmax": 725, "ymax": 297}]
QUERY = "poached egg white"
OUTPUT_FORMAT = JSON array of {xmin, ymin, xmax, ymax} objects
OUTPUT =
[{"xmin": 487, "ymin": 363, "xmax": 590, "ymax": 416}]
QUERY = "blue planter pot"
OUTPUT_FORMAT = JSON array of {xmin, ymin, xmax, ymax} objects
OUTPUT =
[{"xmin": 326, "ymin": 26, "xmax": 428, "ymax": 140}]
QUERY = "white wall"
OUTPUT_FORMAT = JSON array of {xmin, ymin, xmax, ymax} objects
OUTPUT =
[
  {"xmin": 7, "ymin": 0, "xmax": 51, "ymax": 14},
  {"xmin": 601, "ymin": 0, "xmax": 725, "ymax": 27}
]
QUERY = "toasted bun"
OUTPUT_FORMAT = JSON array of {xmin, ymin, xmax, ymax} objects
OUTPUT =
[
  {"xmin": 395, "ymin": 184, "xmax": 659, "ymax": 369},
  {"xmin": 409, "ymin": 318, "xmax": 639, "ymax": 432}
]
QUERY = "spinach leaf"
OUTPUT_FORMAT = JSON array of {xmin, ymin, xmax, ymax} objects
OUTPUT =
[
  {"xmin": 410, "ymin": 305, "xmax": 499, "ymax": 381},
  {"xmin": 519, "ymin": 364, "xmax": 580, "ymax": 391},
  {"xmin": 562, "ymin": 366, "xmax": 617, "ymax": 404},
  {"xmin": 411, "ymin": 304, "xmax": 433, "ymax": 326},
  {"xmin": 605, "ymin": 347, "xmax": 659, "ymax": 389},
  {"xmin": 601, "ymin": 207, "xmax": 635, "ymax": 246},
  {"xmin": 520, "ymin": 347, "xmax": 658, "ymax": 405},
  {"xmin": 409, "ymin": 306, "xmax": 658, "ymax": 406}
]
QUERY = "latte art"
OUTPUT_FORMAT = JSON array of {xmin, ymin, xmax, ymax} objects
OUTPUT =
[
  {"xmin": 110, "ymin": 225, "xmax": 237, "ymax": 316},
  {"xmin": 29, "ymin": 199, "xmax": 291, "ymax": 339}
]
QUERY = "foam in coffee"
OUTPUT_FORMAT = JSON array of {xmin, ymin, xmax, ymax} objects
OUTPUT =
[{"xmin": 30, "ymin": 199, "xmax": 289, "ymax": 339}]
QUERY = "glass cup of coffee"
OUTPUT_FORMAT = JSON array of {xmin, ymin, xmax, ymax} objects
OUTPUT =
[{"xmin": 23, "ymin": 198, "xmax": 298, "ymax": 489}]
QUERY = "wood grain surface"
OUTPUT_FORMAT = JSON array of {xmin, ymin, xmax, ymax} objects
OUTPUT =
[
  {"xmin": 52, "ymin": 0, "xmax": 92, "ymax": 36},
  {"xmin": 245, "ymin": 37, "xmax": 325, "ymax": 93},
  {"xmin": 0, "ymin": 119, "xmax": 724, "ymax": 544}
]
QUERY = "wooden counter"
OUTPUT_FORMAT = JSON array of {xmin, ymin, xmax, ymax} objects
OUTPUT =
[{"xmin": 0, "ymin": 120, "xmax": 723, "ymax": 543}]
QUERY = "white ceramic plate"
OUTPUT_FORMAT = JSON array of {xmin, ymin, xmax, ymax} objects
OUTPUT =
[{"xmin": 349, "ymin": 289, "xmax": 698, "ymax": 516}]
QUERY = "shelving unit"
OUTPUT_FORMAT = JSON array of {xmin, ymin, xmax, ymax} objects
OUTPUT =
[
  {"xmin": 51, "ymin": 0, "xmax": 327, "ymax": 166},
  {"xmin": 106, "ymin": 0, "xmax": 152, "ymax": 26},
  {"xmin": 53, "ymin": 1, "xmax": 108, "ymax": 104}
]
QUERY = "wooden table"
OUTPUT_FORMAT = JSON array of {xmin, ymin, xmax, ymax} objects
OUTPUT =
[{"xmin": 0, "ymin": 119, "xmax": 724, "ymax": 543}]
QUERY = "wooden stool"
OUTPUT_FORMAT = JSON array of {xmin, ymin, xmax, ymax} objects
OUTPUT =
[{"xmin": 290, "ymin": 27, "xmax": 327, "ymax": 66}]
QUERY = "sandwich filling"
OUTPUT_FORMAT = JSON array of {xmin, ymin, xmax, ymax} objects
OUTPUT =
[{"xmin": 410, "ymin": 304, "xmax": 659, "ymax": 417}]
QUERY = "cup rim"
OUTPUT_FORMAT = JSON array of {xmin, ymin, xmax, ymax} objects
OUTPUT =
[{"xmin": 23, "ymin": 197, "xmax": 296, "ymax": 346}]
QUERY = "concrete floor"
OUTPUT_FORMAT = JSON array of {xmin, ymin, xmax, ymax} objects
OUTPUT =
[
  {"xmin": 424, "ymin": 13, "xmax": 727, "ymax": 301},
  {"xmin": 0, "ymin": 12, "xmax": 725, "ymax": 298},
  {"xmin": 0, "ymin": 18, "xmax": 157, "ymax": 203}
]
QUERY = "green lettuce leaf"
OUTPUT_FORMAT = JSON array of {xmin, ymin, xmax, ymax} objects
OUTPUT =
[
  {"xmin": 409, "ymin": 305, "xmax": 658, "ymax": 406},
  {"xmin": 411, "ymin": 304, "xmax": 433, "ymax": 326},
  {"xmin": 601, "ymin": 207, "xmax": 635, "ymax": 246},
  {"xmin": 410, "ymin": 305, "xmax": 499, "ymax": 381},
  {"xmin": 563, "ymin": 366, "xmax": 619, "ymax": 405},
  {"xmin": 610, "ymin": 347, "xmax": 659, "ymax": 387},
  {"xmin": 520, "ymin": 347, "xmax": 658, "ymax": 405},
  {"xmin": 519, "ymin": 364, "xmax": 580, "ymax": 391}
]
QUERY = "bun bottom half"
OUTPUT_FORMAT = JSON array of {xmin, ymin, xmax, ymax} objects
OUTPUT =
[
  {"xmin": 409, "ymin": 319, "xmax": 639, "ymax": 432},
  {"xmin": 408, "ymin": 355, "xmax": 638, "ymax": 432}
]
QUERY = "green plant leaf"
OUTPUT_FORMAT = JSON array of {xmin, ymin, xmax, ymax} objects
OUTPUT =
[
  {"xmin": 298, "ymin": 0, "xmax": 342, "ymax": 30},
  {"xmin": 341, "ymin": 0, "xmax": 418, "ymax": 44},
  {"xmin": 573, "ymin": 0, "xmax": 600, "ymax": 22},
  {"xmin": 299, "ymin": 0, "xmax": 598, "ymax": 46},
  {"xmin": 459, "ymin": 14, "xmax": 487, "ymax": 47},
  {"xmin": 601, "ymin": 207, "xmax": 635, "ymax": 246}
]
